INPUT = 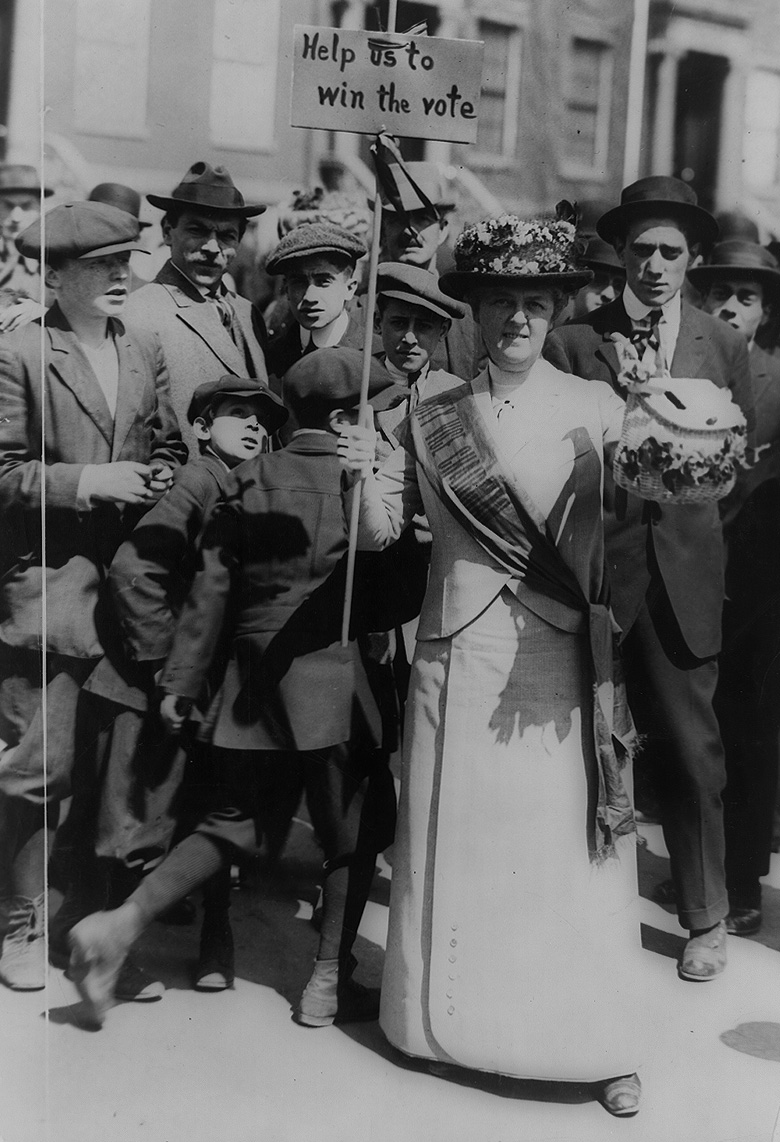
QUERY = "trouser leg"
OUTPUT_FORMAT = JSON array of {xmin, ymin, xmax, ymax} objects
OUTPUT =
[{"xmin": 623, "ymin": 601, "xmax": 728, "ymax": 931}]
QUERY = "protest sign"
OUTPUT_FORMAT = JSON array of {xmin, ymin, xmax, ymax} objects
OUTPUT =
[{"xmin": 290, "ymin": 26, "xmax": 484, "ymax": 144}]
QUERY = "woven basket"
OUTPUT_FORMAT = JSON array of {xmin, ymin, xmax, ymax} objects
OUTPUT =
[{"xmin": 613, "ymin": 390, "xmax": 741, "ymax": 504}]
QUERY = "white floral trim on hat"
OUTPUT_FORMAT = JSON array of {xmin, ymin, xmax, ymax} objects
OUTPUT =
[{"xmin": 454, "ymin": 213, "xmax": 581, "ymax": 277}]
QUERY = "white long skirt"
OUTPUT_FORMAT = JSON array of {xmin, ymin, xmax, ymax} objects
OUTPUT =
[{"xmin": 379, "ymin": 589, "xmax": 643, "ymax": 1082}]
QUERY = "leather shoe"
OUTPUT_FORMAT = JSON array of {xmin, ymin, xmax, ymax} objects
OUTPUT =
[
  {"xmin": 678, "ymin": 920, "xmax": 727, "ymax": 981},
  {"xmin": 725, "ymin": 907, "xmax": 762, "ymax": 937}
]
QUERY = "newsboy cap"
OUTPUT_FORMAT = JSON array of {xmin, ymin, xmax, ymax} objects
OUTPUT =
[
  {"xmin": 16, "ymin": 201, "xmax": 148, "ymax": 261},
  {"xmin": 597, "ymin": 176, "xmax": 718, "ymax": 247},
  {"xmin": 686, "ymin": 240, "xmax": 780, "ymax": 305},
  {"xmin": 377, "ymin": 263, "xmax": 468, "ymax": 320},
  {"xmin": 282, "ymin": 346, "xmax": 392, "ymax": 412},
  {"xmin": 146, "ymin": 161, "xmax": 266, "ymax": 218},
  {"xmin": 187, "ymin": 376, "xmax": 288, "ymax": 432},
  {"xmin": 266, "ymin": 222, "xmax": 367, "ymax": 275}
]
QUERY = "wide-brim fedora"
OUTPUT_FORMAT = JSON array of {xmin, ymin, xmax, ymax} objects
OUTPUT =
[
  {"xmin": 147, "ymin": 161, "xmax": 266, "ymax": 218},
  {"xmin": 597, "ymin": 176, "xmax": 718, "ymax": 247},
  {"xmin": 687, "ymin": 239, "xmax": 780, "ymax": 303},
  {"xmin": 0, "ymin": 164, "xmax": 52, "ymax": 197}
]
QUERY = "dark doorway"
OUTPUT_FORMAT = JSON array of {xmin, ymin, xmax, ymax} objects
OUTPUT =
[{"xmin": 673, "ymin": 51, "xmax": 728, "ymax": 213}]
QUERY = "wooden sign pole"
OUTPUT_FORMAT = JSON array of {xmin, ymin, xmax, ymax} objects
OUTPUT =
[{"xmin": 340, "ymin": 0, "xmax": 397, "ymax": 646}]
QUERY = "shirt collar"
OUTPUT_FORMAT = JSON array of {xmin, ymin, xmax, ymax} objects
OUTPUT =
[
  {"xmin": 623, "ymin": 283, "xmax": 681, "ymax": 326},
  {"xmin": 383, "ymin": 356, "xmax": 430, "ymax": 387},
  {"xmin": 300, "ymin": 308, "xmax": 350, "ymax": 350}
]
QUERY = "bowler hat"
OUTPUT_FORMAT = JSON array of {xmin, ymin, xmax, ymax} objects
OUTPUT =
[
  {"xmin": 597, "ymin": 177, "xmax": 718, "ymax": 247},
  {"xmin": 187, "ymin": 376, "xmax": 288, "ymax": 432},
  {"xmin": 88, "ymin": 183, "xmax": 151, "ymax": 229},
  {"xmin": 714, "ymin": 211, "xmax": 759, "ymax": 244},
  {"xmin": 371, "ymin": 162, "xmax": 455, "ymax": 214},
  {"xmin": 0, "ymin": 164, "xmax": 52, "ymax": 198},
  {"xmin": 16, "ymin": 201, "xmax": 148, "ymax": 261},
  {"xmin": 146, "ymin": 161, "xmax": 266, "ymax": 218},
  {"xmin": 282, "ymin": 346, "xmax": 392, "ymax": 411},
  {"xmin": 266, "ymin": 222, "xmax": 366, "ymax": 275},
  {"xmin": 377, "ymin": 263, "xmax": 467, "ymax": 320},
  {"xmin": 686, "ymin": 240, "xmax": 780, "ymax": 304},
  {"xmin": 580, "ymin": 235, "xmax": 626, "ymax": 276},
  {"xmin": 440, "ymin": 212, "xmax": 592, "ymax": 301}
]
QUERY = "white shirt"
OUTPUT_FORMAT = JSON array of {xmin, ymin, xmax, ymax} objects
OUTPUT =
[
  {"xmin": 622, "ymin": 284, "xmax": 681, "ymax": 371},
  {"xmin": 300, "ymin": 308, "xmax": 350, "ymax": 352},
  {"xmin": 384, "ymin": 357, "xmax": 431, "ymax": 409}
]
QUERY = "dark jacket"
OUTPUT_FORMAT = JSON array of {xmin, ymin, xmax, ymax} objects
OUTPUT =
[
  {"xmin": 544, "ymin": 297, "xmax": 754, "ymax": 657},
  {"xmin": 0, "ymin": 304, "xmax": 186, "ymax": 659}
]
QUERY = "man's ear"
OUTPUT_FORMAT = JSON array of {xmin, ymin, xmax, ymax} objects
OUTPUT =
[
  {"xmin": 328, "ymin": 406, "xmax": 360, "ymax": 434},
  {"xmin": 613, "ymin": 237, "xmax": 628, "ymax": 268},
  {"xmin": 192, "ymin": 416, "xmax": 211, "ymax": 442},
  {"xmin": 440, "ymin": 317, "xmax": 452, "ymax": 340},
  {"xmin": 346, "ymin": 271, "xmax": 359, "ymax": 301},
  {"xmin": 161, "ymin": 218, "xmax": 174, "ymax": 250},
  {"xmin": 687, "ymin": 243, "xmax": 702, "ymax": 269},
  {"xmin": 44, "ymin": 265, "xmax": 61, "ymax": 291},
  {"xmin": 760, "ymin": 300, "xmax": 775, "ymax": 330},
  {"xmin": 437, "ymin": 216, "xmax": 451, "ymax": 248}
]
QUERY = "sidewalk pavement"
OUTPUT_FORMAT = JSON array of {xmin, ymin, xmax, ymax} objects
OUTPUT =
[{"xmin": 1, "ymin": 821, "xmax": 779, "ymax": 1142}]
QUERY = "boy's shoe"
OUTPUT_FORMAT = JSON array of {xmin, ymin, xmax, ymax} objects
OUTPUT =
[
  {"xmin": 725, "ymin": 906, "xmax": 762, "ymax": 937},
  {"xmin": 295, "ymin": 957, "xmax": 380, "ymax": 1027},
  {"xmin": 194, "ymin": 919, "xmax": 235, "ymax": 991},
  {"xmin": 0, "ymin": 894, "xmax": 46, "ymax": 991},
  {"xmin": 678, "ymin": 920, "xmax": 727, "ymax": 981}
]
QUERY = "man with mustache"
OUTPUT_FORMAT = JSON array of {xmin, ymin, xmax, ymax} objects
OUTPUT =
[{"xmin": 124, "ymin": 162, "xmax": 270, "ymax": 455}]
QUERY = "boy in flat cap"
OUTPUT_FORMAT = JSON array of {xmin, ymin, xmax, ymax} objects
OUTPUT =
[
  {"xmin": 264, "ymin": 221, "xmax": 367, "ymax": 385},
  {"xmin": 51, "ymin": 377, "xmax": 287, "ymax": 993},
  {"xmin": 68, "ymin": 347, "xmax": 397, "ymax": 1029},
  {"xmin": 688, "ymin": 241, "xmax": 780, "ymax": 939},
  {"xmin": 0, "ymin": 201, "xmax": 186, "ymax": 990},
  {"xmin": 125, "ymin": 161, "xmax": 271, "ymax": 455},
  {"xmin": 545, "ymin": 176, "xmax": 754, "ymax": 983}
]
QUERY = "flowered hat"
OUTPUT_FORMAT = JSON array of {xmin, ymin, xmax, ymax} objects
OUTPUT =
[{"xmin": 439, "ymin": 205, "xmax": 592, "ymax": 300}]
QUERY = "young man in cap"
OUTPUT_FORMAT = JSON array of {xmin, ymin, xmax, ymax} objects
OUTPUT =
[
  {"xmin": 0, "ymin": 164, "xmax": 52, "ymax": 332},
  {"xmin": 569, "ymin": 235, "xmax": 626, "ymax": 319},
  {"xmin": 0, "ymin": 200, "xmax": 185, "ymax": 990},
  {"xmin": 264, "ymin": 221, "xmax": 367, "ymax": 384},
  {"xmin": 52, "ymin": 376, "xmax": 287, "ymax": 993},
  {"xmin": 124, "ymin": 161, "xmax": 270, "ymax": 455},
  {"xmin": 67, "ymin": 347, "xmax": 397, "ymax": 1029},
  {"xmin": 688, "ymin": 240, "xmax": 780, "ymax": 938},
  {"xmin": 375, "ymin": 161, "xmax": 482, "ymax": 381},
  {"xmin": 544, "ymin": 176, "xmax": 754, "ymax": 983}
]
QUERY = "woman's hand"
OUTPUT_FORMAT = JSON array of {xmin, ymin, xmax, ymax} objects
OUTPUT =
[{"xmin": 336, "ymin": 423, "xmax": 377, "ymax": 479}]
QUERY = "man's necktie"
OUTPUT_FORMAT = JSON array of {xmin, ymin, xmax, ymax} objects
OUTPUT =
[
  {"xmin": 631, "ymin": 308, "xmax": 662, "ymax": 367},
  {"xmin": 211, "ymin": 292, "xmax": 234, "ymax": 337}
]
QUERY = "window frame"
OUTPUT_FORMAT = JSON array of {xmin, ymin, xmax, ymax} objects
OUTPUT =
[{"xmin": 560, "ymin": 34, "xmax": 614, "ymax": 181}]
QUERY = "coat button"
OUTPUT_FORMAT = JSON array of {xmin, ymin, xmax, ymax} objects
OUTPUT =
[
  {"xmin": 448, "ymin": 954, "xmax": 456, "ymax": 963},
  {"xmin": 447, "ymin": 1006, "xmax": 455, "ymax": 1015}
]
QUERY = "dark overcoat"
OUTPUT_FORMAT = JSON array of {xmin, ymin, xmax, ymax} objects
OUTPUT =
[{"xmin": 544, "ymin": 297, "xmax": 754, "ymax": 658}]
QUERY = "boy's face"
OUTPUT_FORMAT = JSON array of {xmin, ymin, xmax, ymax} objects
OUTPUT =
[
  {"xmin": 0, "ymin": 192, "xmax": 41, "ymax": 243},
  {"xmin": 285, "ymin": 254, "xmax": 357, "ymax": 330},
  {"xmin": 195, "ymin": 396, "xmax": 270, "ymax": 466},
  {"xmin": 702, "ymin": 276, "xmax": 769, "ymax": 343},
  {"xmin": 379, "ymin": 298, "xmax": 447, "ymax": 375},
  {"xmin": 46, "ymin": 252, "xmax": 131, "ymax": 321}
]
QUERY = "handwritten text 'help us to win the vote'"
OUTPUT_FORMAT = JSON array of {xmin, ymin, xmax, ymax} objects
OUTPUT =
[{"xmin": 301, "ymin": 31, "xmax": 477, "ymax": 121}]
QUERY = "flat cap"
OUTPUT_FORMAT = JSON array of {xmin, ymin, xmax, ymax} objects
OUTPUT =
[
  {"xmin": 282, "ymin": 346, "xmax": 392, "ymax": 408},
  {"xmin": 266, "ymin": 222, "xmax": 367, "ymax": 275},
  {"xmin": 187, "ymin": 376, "xmax": 288, "ymax": 432},
  {"xmin": 16, "ymin": 201, "xmax": 148, "ymax": 261},
  {"xmin": 377, "ymin": 262, "xmax": 467, "ymax": 320}
]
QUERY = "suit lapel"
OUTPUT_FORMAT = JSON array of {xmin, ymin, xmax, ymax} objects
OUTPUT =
[
  {"xmin": 46, "ymin": 314, "xmax": 114, "ymax": 446},
  {"xmin": 670, "ymin": 302, "xmax": 709, "ymax": 379},
  {"xmin": 594, "ymin": 298, "xmax": 631, "ymax": 384},
  {"xmin": 157, "ymin": 269, "xmax": 247, "ymax": 374},
  {"xmin": 111, "ymin": 323, "xmax": 145, "ymax": 460}
]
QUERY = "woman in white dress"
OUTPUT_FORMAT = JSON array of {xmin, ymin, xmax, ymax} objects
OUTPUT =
[{"xmin": 338, "ymin": 211, "xmax": 645, "ymax": 1117}]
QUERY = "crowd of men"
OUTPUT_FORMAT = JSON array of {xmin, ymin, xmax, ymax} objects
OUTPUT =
[{"xmin": 0, "ymin": 155, "xmax": 777, "ymax": 1028}]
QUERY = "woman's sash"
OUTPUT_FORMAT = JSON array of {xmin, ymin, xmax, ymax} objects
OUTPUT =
[{"xmin": 398, "ymin": 385, "xmax": 635, "ymax": 862}]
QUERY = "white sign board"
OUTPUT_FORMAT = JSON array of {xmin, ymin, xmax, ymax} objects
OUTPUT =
[{"xmin": 290, "ymin": 26, "xmax": 484, "ymax": 144}]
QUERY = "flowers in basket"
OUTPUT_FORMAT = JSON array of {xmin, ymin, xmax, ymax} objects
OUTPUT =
[{"xmin": 610, "ymin": 333, "xmax": 747, "ymax": 502}]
